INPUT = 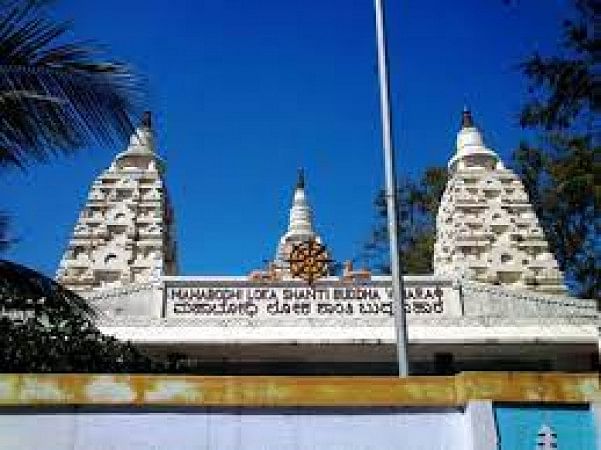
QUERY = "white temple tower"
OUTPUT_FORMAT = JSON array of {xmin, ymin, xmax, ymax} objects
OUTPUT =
[
  {"xmin": 56, "ymin": 112, "xmax": 177, "ymax": 292},
  {"xmin": 434, "ymin": 109, "xmax": 565, "ymax": 293},
  {"xmin": 273, "ymin": 169, "xmax": 328, "ymax": 275}
]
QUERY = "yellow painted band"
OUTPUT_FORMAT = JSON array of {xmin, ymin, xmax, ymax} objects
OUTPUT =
[{"xmin": 0, "ymin": 372, "xmax": 598, "ymax": 407}]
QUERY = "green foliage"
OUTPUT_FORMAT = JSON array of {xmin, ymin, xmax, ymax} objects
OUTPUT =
[
  {"xmin": 519, "ymin": 0, "xmax": 598, "ymax": 131},
  {"xmin": 0, "ymin": 259, "xmax": 157, "ymax": 372},
  {"xmin": 0, "ymin": 318, "xmax": 155, "ymax": 372},
  {"xmin": 512, "ymin": 0, "xmax": 599, "ymax": 299},
  {"xmin": 0, "ymin": 3, "xmax": 187, "ymax": 373},
  {"xmin": 0, "ymin": 0, "xmax": 143, "ymax": 169},
  {"xmin": 0, "ymin": 260, "xmax": 219, "ymax": 372},
  {"xmin": 360, "ymin": 167, "xmax": 447, "ymax": 274}
]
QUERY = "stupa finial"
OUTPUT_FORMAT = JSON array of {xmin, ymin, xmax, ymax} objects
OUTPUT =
[
  {"xmin": 296, "ymin": 168, "xmax": 305, "ymax": 190},
  {"xmin": 141, "ymin": 110, "xmax": 152, "ymax": 129},
  {"xmin": 461, "ymin": 107, "xmax": 474, "ymax": 129}
]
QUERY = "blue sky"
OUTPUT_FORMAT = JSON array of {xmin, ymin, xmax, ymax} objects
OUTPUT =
[{"xmin": 1, "ymin": 0, "xmax": 572, "ymax": 276}]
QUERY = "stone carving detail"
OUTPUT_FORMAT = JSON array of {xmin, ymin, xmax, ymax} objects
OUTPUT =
[
  {"xmin": 434, "ymin": 109, "xmax": 565, "ymax": 294},
  {"xmin": 460, "ymin": 281, "xmax": 598, "ymax": 318},
  {"xmin": 56, "ymin": 113, "xmax": 177, "ymax": 292}
]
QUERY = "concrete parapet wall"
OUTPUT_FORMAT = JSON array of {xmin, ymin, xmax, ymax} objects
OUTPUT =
[
  {"xmin": 0, "ymin": 372, "xmax": 599, "ymax": 407},
  {"xmin": 1, "ymin": 373, "xmax": 599, "ymax": 450}
]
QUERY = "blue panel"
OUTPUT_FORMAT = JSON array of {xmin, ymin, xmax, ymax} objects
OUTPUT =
[{"xmin": 494, "ymin": 405, "xmax": 596, "ymax": 450}]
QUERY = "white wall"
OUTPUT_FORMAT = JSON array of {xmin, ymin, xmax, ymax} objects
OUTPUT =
[{"xmin": 0, "ymin": 409, "xmax": 470, "ymax": 450}]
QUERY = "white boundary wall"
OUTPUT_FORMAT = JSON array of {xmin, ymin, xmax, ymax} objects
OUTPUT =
[{"xmin": 0, "ymin": 408, "xmax": 472, "ymax": 450}]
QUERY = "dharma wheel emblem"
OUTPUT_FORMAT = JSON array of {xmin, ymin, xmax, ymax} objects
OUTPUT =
[{"xmin": 287, "ymin": 239, "xmax": 331, "ymax": 284}]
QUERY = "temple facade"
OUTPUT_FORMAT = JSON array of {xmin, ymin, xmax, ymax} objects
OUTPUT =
[{"xmin": 55, "ymin": 110, "xmax": 599, "ymax": 375}]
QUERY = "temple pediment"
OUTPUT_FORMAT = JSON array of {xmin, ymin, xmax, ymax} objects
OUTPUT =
[{"xmin": 85, "ymin": 275, "xmax": 599, "ymax": 326}]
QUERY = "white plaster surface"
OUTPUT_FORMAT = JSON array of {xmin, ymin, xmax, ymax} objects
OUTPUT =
[
  {"xmin": 465, "ymin": 401, "xmax": 497, "ymax": 450},
  {"xmin": 86, "ymin": 377, "xmax": 136, "ymax": 402},
  {"xmin": 99, "ymin": 324, "xmax": 599, "ymax": 345},
  {"xmin": 89, "ymin": 275, "xmax": 599, "ymax": 348},
  {"xmin": 0, "ymin": 410, "xmax": 469, "ymax": 450},
  {"xmin": 592, "ymin": 403, "xmax": 601, "ymax": 450}
]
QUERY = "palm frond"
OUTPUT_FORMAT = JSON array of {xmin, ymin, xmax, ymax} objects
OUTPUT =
[
  {"xmin": 0, "ymin": 0, "xmax": 144, "ymax": 169},
  {"xmin": 0, "ymin": 258, "xmax": 96, "ymax": 319}
]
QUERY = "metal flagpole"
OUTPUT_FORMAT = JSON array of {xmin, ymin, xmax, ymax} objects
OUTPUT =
[{"xmin": 373, "ymin": 0, "xmax": 409, "ymax": 376}]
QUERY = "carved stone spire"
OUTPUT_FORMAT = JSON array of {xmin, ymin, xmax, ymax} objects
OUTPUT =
[
  {"xmin": 56, "ymin": 112, "xmax": 177, "ymax": 292},
  {"xmin": 434, "ymin": 108, "xmax": 565, "ymax": 294}
]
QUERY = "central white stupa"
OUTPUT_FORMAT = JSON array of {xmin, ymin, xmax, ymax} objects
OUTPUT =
[{"xmin": 273, "ymin": 169, "xmax": 327, "ymax": 274}]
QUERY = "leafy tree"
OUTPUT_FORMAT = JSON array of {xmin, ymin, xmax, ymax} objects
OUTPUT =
[
  {"xmin": 360, "ymin": 167, "xmax": 447, "ymax": 274},
  {"xmin": 0, "ymin": 1, "xmax": 151, "ymax": 371},
  {"xmin": 0, "ymin": 259, "xmax": 155, "ymax": 372},
  {"xmin": 512, "ymin": 0, "xmax": 599, "ymax": 299},
  {"xmin": 0, "ymin": 0, "xmax": 142, "ymax": 169},
  {"xmin": 0, "ymin": 260, "xmax": 217, "ymax": 373}
]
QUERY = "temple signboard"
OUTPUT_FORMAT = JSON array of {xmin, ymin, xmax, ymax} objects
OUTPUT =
[{"xmin": 163, "ymin": 278, "xmax": 461, "ymax": 320}]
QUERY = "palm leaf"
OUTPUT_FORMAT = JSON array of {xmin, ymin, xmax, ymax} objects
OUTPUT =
[
  {"xmin": 0, "ymin": 258, "xmax": 96, "ymax": 320},
  {"xmin": 0, "ymin": 0, "xmax": 143, "ymax": 168}
]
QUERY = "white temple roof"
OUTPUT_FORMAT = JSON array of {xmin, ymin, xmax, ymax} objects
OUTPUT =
[
  {"xmin": 56, "ymin": 111, "xmax": 177, "ymax": 292},
  {"xmin": 448, "ymin": 108, "xmax": 501, "ymax": 172},
  {"xmin": 435, "ymin": 108, "xmax": 566, "ymax": 294},
  {"xmin": 115, "ymin": 111, "xmax": 156, "ymax": 158}
]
